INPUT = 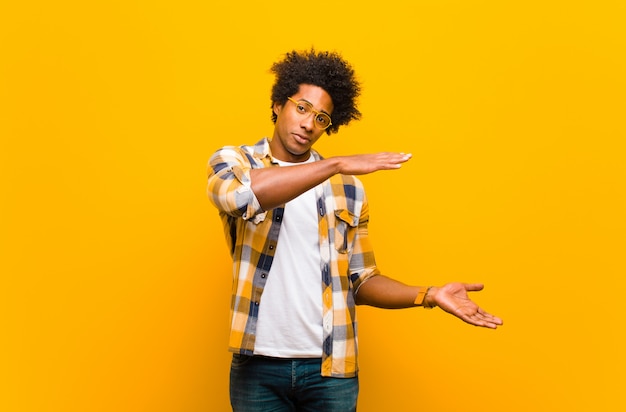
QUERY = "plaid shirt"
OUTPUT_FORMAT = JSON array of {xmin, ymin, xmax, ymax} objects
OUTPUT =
[{"xmin": 207, "ymin": 138, "xmax": 380, "ymax": 378}]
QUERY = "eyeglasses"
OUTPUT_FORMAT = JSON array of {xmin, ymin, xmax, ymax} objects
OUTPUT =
[{"xmin": 287, "ymin": 97, "xmax": 333, "ymax": 130}]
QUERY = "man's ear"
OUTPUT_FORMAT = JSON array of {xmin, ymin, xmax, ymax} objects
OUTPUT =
[{"xmin": 272, "ymin": 101, "xmax": 282, "ymax": 116}]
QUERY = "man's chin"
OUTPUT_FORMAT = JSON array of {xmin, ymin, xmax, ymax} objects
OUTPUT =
[{"xmin": 285, "ymin": 148, "xmax": 312, "ymax": 162}]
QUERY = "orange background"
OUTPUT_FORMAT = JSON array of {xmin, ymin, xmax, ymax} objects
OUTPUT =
[{"xmin": 1, "ymin": 1, "xmax": 625, "ymax": 411}]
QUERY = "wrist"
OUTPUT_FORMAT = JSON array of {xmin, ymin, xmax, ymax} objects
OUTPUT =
[
  {"xmin": 423, "ymin": 286, "xmax": 439, "ymax": 309},
  {"xmin": 414, "ymin": 286, "xmax": 438, "ymax": 308},
  {"xmin": 323, "ymin": 157, "xmax": 343, "ymax": 176}
]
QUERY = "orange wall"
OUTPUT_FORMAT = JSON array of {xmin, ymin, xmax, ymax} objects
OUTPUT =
[{"xmin": 1, "ymin": 1, "xmax": 625, "ymax": 411}]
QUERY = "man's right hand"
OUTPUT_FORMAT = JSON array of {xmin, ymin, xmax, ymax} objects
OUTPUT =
[{"xmin": 335, "ymin": 152, "xmax": 412, "ymax": 175}]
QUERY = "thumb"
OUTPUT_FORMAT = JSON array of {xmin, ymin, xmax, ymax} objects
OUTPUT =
[{"xmin": 463, "ymin": 283, "xmax": 485, "ymax": 292}]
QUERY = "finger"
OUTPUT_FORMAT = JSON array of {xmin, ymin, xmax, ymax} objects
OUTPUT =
[
  {"xmin": 386, "ymin": 160, "xmax": 409, "ymax": 169},
  {"xmin": 462, "ymin": 307, "xmax": 503, "ymax": 328},
  {"xmin": 382, "ymin": 152, "xmax": 412, "ymax": 162},
  {"xmin": 465, "ymin": 314, "xmax": 500, "ymax": 329},
  {"xmin": 463, "ymin": 283, "xmax": 485, "ymax": 292},
  {"xmin": 477, "ymin": 308, "xmax": 503, "ymax": 324},
  {"xmin": 443, "ymin": 301, "xmax": 502, "ymax": 328}
]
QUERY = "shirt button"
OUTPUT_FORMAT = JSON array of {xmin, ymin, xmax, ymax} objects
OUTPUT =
[
  {"xmin": 261, "ymin": 273, "xmax": 267, "ymax": 278},
  {"xmin": 269, "ymin": 245, "xmax": 274, "ymax": 250}
]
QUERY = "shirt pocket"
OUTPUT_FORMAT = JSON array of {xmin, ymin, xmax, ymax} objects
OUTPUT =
[{"xmin": 334, "ymin": 209, "xmax": 358, "ymax": 254}]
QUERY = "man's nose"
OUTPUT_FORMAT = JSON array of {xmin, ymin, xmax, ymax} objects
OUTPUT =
[{"xmin": 300, "ymin": 112, "xmax": 315, "ymax": 131}]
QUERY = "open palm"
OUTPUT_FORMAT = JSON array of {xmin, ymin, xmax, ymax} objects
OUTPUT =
[{"xmin": 432, "ymin": 282, "xmax": 503, "ymax": 329}]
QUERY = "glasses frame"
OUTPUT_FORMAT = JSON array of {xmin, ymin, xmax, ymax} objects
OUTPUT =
[{"xmin": 287, "ymin": 97, "xmax": 333, "ymax": 130}]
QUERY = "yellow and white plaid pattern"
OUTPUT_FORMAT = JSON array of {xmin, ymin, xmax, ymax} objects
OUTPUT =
[{"xmin": 207, "ymin": 138, "xmax": 380, "ymax": 378}]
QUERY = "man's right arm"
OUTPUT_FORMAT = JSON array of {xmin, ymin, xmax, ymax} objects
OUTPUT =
[{"xmin": 250, "ymin": 152, "xmax": 413, "ymax": 211}]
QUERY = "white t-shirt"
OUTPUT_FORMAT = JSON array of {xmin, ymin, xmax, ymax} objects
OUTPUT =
[{"xmin": 253, "ymin": 155, "xmax": 323, "ymax": 358}]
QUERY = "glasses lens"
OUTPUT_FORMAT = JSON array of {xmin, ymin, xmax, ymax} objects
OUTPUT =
[
  {"xmin": 294, "ymin": 100, "xmax": 309, "ymax": 115},
  {"xmin": 315, "ymin": 113, "xmax": 331, "ymax": 129}
]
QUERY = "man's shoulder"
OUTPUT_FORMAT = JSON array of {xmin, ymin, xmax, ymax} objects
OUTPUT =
[
  {"xmin": 215, "ymin": 137, "xmax": 268, "ymax": 154},
  {"xmin": 211, "ymin": 138, "xmax": 270, "ymax": 165}
]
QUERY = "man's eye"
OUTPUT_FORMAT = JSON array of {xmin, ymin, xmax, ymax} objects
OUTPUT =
[
  {"xmin": 296, "ymin": 104, "xmax": 307, "ymax": 113},
  {"xmin": 316, "ymin": 115, "xmax": 327, "ymax": 125}
]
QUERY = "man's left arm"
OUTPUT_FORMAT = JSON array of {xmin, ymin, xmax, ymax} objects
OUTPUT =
[{"xmin": 355, "ymin": 276, "xmax": 503, "ymax": 329}]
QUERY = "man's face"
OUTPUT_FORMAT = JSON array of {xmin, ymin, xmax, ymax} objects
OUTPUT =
[{"xmin": 270, "ymin": 84, "xmax": 334, "ymax": 163}]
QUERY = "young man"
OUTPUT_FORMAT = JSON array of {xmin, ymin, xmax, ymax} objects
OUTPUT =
[{"xmin": 207, "ymin": 49, "xmax": 503, "ymax": 411}]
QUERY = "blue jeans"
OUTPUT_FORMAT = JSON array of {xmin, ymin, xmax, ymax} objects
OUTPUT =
[{"xmin": 230, "ymin": 355, "xmax": 359, "ymax": 411}]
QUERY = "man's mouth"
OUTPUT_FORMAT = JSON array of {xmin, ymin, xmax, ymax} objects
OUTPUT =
[{"xmin": 292, "ymin": 133, "xmax": 310, "ymax": 145}]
